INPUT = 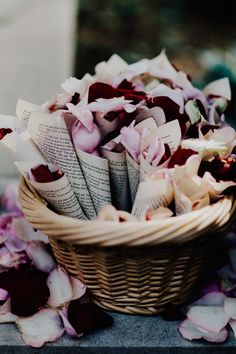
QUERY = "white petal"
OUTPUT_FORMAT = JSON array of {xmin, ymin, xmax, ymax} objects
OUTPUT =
[
  {"xmin": 203, "ymin": 78, "xmax": 231, "ymax": 100},
  {"xmin": 179, "ymin": 319, "xmax": 228, "ymax": 343},
  {"xmin": 187, "ymin": 305, "xmax": 229, "ymax": 333},
  {"xmin": 12, "ymin": 218, "xmax": 48, "ymax": 243},
  {"xmin": 223, "ymin": 297, "xmax": 236, "ymax": 320},
  {"xmin": 47, "ymin": 267, "xmax": 73, "ymax": 308},
  {"xmin": 69, "ymin": 276, "xmax": 86, "ymax": 300},
  {"xmin": 26, "ymin": 242, "xmax": 56, "ymax": 273},
  {"xmin": 17, "ymin": 308, "xmax": 64, "ymax": 348}
]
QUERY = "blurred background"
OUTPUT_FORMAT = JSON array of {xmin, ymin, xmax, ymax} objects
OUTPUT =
[{"xmin": 0, "ymin": 0, "xmax": 236, "ymax": 177}]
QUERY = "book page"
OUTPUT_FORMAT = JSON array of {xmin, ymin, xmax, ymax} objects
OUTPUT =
[
  {"xmin": 102, "ymin": 149, "xmax": 130, "ymax": 211},
  {"xmin": 16, "ymin": 99, "xmax": 41, "ymax": 125},
  {"xmin": 16, "ymin": 161, "xmax": 86, "ymax": 220},
  {"xmin": 132, "ymin": 179, "xmax": 174, "ymax": 220},
  {"xmin": 76, "ymin": 149, "xmax": 111, "ymax": 214},
  {"xmin": 28, "ymin": 112, "xmax": 96, "ymax": 219},
  {"xmin": 126, "ymin": 152, "xmax": 140, "ymax": 204}
]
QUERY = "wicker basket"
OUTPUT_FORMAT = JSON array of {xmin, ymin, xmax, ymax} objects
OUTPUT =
[{"xmin": 19, "ymin": 177, "xmax": 236, "ymax": 315}]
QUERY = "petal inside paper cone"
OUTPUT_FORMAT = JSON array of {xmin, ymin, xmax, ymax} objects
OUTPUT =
[
  {"xmin": 30, "ymin": 165, "xmax": 64, "ymax": 183},
  {"xmin": 198, "ymin": 156, "xmax": 236, "ymax": 181},
  {"xmin": 0, "ymin": 128, "xmax": 12, "ymax": 140},
  {"xmin": 168, "ymin": 147, "xmax": 198, "ymax": 168}
]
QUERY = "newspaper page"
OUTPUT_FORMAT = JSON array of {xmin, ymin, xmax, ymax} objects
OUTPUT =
[
  {"xmin": 16, "ymin": 161, "xmax": 86, "ymax": 220},
  {"xmin": 16, "ymin": 99, "xmax": 41, "ymax": 125},
  {"xmin": 75, "ymin": 149, "xmax": 111, "ymax": 214},
  {"xmin": 126, "ymin": 152, "xmax": 140, "ymax": 204},
  {"xmin": 27, "ymin": 112, "xmax": 96, "ymax": 219},
  {"xmin": 131, "ymin": 178, "xmax": 174, "ymax": 220},
  {"xmin": 102, "ymin": 149, "xmax": 130, "ymax": 211}
]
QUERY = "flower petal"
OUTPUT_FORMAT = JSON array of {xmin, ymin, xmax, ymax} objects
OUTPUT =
[
  {"xmin": 12, "ymin": 218, "xmax": 48, "ymax": 243},
  {"xmin": 179, "ymin": 319, "xmax": 228, "ymax": 343},
  {"xmin": 59, "ymin": 307, "xmax": 81, "ymax": 337},
  {"xmin": 17, "ymin": 308, "xmax": 64, "ymax": 348},
  {"xmin": 187, "ymin": 305, "xmax": 229, "ymax": 333},
  {"xmin": 26, "ymin": 242, "xmax": 56, "ymax": 273},
  {"xmin": 47, "ymin": 266, "xmax": 73, "ymax": 308},
  {"xmin": 1, "ymin": 181, "xmax": 21, "ymax": 212},
  {"xmin": 223, "ymin": 297, "xmax": 236, "ymax": 320},
  {"xmin": 69, "ymin": 276, "xmax": 86, "ymax": 300},
  {"xmin": 203, "ymin": 78, "xmax": 231, "ymax": 101},
  {"xmin": 0, "ymin": 298, "xmax": 18, "ymax": 323}
]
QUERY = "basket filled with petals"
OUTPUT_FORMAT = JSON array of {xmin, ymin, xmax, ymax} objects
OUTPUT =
[{"xmin": 2, "ymin": 51, "xmax": 236, "ymax": 315}]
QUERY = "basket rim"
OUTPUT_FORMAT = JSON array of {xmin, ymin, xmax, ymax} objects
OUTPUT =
[{"xmin": 19, "ymin": 176, "xmax": 236, "ymax": 248}]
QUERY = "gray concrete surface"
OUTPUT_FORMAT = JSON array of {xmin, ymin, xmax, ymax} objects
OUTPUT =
[{"xmin": 0, "ymin": 314, "xmax": 235, "ymax": 353}]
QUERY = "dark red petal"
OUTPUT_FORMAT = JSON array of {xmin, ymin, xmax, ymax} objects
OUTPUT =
[
  {"xmin": 0, "ymin": 128, "xmax": 12, "ymax": 140},
  {"xmin": 68, "ymin": 300, "xmax": 113, "ymax": 335},
  {"xmin": 0, "ymin": 263, "xmax": 49, "ymax": 317},
  {"xmin": 70, "ymin": 92, "xmax": 80, "ymax": 106},
  {"xmin": 147, "ymin": 96, "xmax": 180, "ymax": 119},
  {"xmin": 11, "ymin": 271, "xmax": 49, "ymax": 317},
  {"xmin": 168, "ymin": 147, "xmax": 198, "ymax": 168},
  {"xmin": 31, "ymin": 165, "xmax": 63, "ymax": 183},
  {"xmin": 159, "ymin": 144, "xmax": 171, "ymax": 165},
  {"xmin": 198, "ymin": 156, "xmax": 236, "ymax": 181},
  {"xmin": 117, "ymin": 79, "xmax": 135, "ymax": 91},
  {"xmin": 88, "ymin": 82, "xmax": 117, "ymax": 103},
  {"xmin": 201, "ymin": 124, "xmax": 219, "ymax": 136}
]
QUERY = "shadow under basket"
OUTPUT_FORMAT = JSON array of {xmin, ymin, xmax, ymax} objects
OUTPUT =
[{"xmin": 19, "ymin": 177, "xmax": 236, "ymax": 315}]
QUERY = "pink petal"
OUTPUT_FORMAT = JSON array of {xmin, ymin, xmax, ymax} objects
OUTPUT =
[
  {"xmin": 203, "ymin": 78, "xmax": 231, "ymax": 100},
  {"xmin": 0, "ymin": 288, "xmax": 8, "ymax": 301},
  {"xmin": 223, "ymin": 297, "xmax": 236, "ymax": 320},
  {"xmin": 69, "ymin": 276, "xmax": 86, "ymax": 300},
  {"xmin": 87, "ymin": 97, "xmax": 132, "ymax": 114},
  {"xmin": 67, "ymin": 104, "xmax": 94, "ymax": 132},
  {"xmin": 47, "ymin": 266, "xmax": 73, "ymax": 308},
  {"xmin": 43, "ymin": 93, "xmax": 72, "ymax": 113},
  {"xmin": 26, "ymin": 242, "xmax": 56, "ymax": 273},
  {"xmin": 12, "ymin": 218, "xmax": 48, "ymax": 243},
  {"xmin": 187, "ymin": 305, "xmax": 229, "ymax": 333},
  {"xmin": 1, "ymin": 182, "xmax": 21, "ymax": 212},
  {"xmin": 72, "ymin": 118, "xmax": 101, "ymax": 153},
  {"xmin": 5, "ymin": 224, "xmax": 26, "ymax": 253},
  {"xmin": 16, "ymin": 308, "xmax": 65, "ymax": 348},
  {"xmin": 59, "ymin": 308, "xmax": 81, "ymax": 338},
  {"xmin": 0, "ymin": 298, "xmax": 18, "ymax": 323},
  {"xmin": 0, "ymin": 247, "xmax": 22, "ymax": 268},
  {"xmin": 179, "ymin": 319, "xmax": 228, "ymax": 343},
  {"xmin": 193, "ymin": 292, "xmax": 226, "ymax": 306},
  {"xmin": 120, "ymin": 122, "xmax": 141, "ymax": 162}
]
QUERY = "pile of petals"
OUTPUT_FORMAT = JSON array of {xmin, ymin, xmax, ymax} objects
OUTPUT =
[
  {"xmin": 0, "ymin": 182, "xmax": 113, "ymax": 347},
  {"xmin": 179, "ymin": 224, "xmax": 236, "ymax": 343},
  {"xmin": 1, "ymin": 50, "xmax": 236, "ymax": 221}
]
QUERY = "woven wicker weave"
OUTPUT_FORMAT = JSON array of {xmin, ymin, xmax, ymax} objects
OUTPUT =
[{"xmin": 19, "ymin": 177, "xmax": 236, "ymax": 315}]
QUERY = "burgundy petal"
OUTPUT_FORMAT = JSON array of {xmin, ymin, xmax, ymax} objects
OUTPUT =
[
  {"xmin": 0, "ymin": 263, "xmax": 49, "ymax": 317},
  {"xmin": 67, "ymin": 300, "xmax": 113, "ymax": 335},
  {"xmin": 0, "ymin": 128, "xmax": 12, "ymax": 140},
  {"xmin": 30, "ymin": 165, "xmax": 63, "ymax": 183},
  {"xmin": 168, "ymin": 147, "xmax": 198, "ymax": 168},
  {"xmin": 201, "ymin": 124, "xmax": 219, "ymax": 136},
  {"xmin": 88, "ymin": 82, "xmax": 117, "ymax": 103},
  {"xmin": 11, "ymin": 270, "xmax": 49, "ymax": 317},
  {"xmin": 198, "ymin": 156, "xmax": 236, "ymax": 181},
  {"xmin": 117, "ymin": 80, "xmax": 146, "ymax": 104}
]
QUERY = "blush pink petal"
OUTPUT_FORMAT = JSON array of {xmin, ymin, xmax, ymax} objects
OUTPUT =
[
  {"xmin": 26, "ymin": 242, "xmax": 56, "ymax": 273},
  {"xmin": 66, "ymin": 104, "xmax": 94, "ymax": 132},
  {"xmin": 72, "ymin": 119, "xmax": 101, "ymax": 154},
  {"xmin": 0, "ymin": 298, "xmax": 18, "ymax": 323},
  {"xmin": 12, "ymin": 218, "xmax": 48, "ymax": 243},
  {"xmin": 87, "ymin": 97, "xmax": 132, "ymax": 114},
  {"xmin": 69, "ymin": 276, "xmax": 86, "ymax": 300},
  {"xmin": 179, "ymin": 319, "xmax": 228, "ymax": 343},
  {"xmin": 203, "ymin": 78, "xmax": 231, "ymax": 101},
  {"xmin": 120, "ymin": 123, "xmax": 141, "ymax": 162},
  {"xmin": 16, "ymin": 308, "xmax": 65, "ymax": 348},
  {"xmin": 193, "ymin": 292, "xmax": 226, "ymax": 306},
  {"xmin": 1, "ymin": 182, "xmax": 21, "ymax": 212},
  {"xmin": 0, "ymin": 288, "xmax": 8, "ymax": 301},
  {"xmin": 187, "ymin": 305, "xmax": 229, "ymax": 333},
  {"xmin": 47, "ymin": 266, "xmax": 73, "ymax": 308}
]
